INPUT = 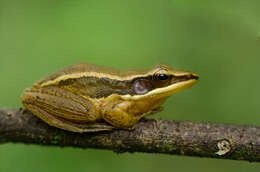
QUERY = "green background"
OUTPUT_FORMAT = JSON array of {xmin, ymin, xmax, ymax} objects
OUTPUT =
[{"xmin": 1, "ymin": 0, "xmax": 260, "ymax": 171}]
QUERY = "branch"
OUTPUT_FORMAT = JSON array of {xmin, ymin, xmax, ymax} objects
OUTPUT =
[{"xmin": 0, "ymin": 108, "xmax": 260, "ymax": 162}]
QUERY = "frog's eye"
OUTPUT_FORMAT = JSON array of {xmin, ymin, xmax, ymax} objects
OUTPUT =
[
  {"xmin": 154, "ymin": 70, "xmax": 169, "ymax": 81},
  {"xmin": 157, "ymin": 73, "xmax": 168, "ymax": 80}
]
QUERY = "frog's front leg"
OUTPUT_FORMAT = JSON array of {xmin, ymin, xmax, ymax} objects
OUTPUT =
[{"xmin": 101, "ymin": 100, "xmax": 142, "ymax": 130}]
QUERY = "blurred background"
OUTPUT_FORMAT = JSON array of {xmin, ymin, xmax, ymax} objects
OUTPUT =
[{"xmin": 1, "ymin": 0, "xmax": 260, "ymax": 171}]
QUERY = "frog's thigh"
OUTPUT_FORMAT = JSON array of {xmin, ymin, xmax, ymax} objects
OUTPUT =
[
  {"xmin": 23, "ymin": 87, "xmax": 99, "ymax": 121},
  {"xmin": 25, "ymin": 104, "xmax": 113, "ymax": 132},
  {"xmin": 22, "ymin": 87, "xmax": 113, "ymax": 132},
  {"xmin": 102, "ymin": 101, "xmax": 140, "ymax": 129}
]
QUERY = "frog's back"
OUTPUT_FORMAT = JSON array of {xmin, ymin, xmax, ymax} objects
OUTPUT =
[{"xmin": 61, "ymin": 63, "xmax": 146, "ymax": 76}]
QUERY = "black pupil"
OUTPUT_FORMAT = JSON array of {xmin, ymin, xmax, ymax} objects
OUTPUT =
[{"xmin": 158, "ymin": 74, "xmax": 168, "ymax": 80}]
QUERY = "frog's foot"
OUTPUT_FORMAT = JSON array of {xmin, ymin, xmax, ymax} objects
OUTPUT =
[
  {"xmin": 122, "ymin": 125, "xmax": 136, "ymax": 131},
  {"xmin": 141, "ymin": 106, "xmax": 163, "ymax": 117},
  {"xmin": 72, "ymin": 122, "xmax": 115, "ymax": 132}
]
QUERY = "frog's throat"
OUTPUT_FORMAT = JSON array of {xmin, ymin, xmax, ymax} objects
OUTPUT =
[{"xmin": 121, "ymin": 79, "xmax": 198, "ymax": 100}]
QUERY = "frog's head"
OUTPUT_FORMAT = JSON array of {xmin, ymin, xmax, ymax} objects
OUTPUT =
[{"xmin": 122, "ymin": 64, "xmax": 199, "ymax": 101}]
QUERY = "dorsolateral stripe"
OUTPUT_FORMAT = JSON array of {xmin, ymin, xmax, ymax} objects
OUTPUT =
[{"xmin": 40, "ymin": 72, "xmax": 154, "ymax": 87}]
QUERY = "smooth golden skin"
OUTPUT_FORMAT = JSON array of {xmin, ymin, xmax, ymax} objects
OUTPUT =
[{"xmin": 22, "ymin": 63, "xmax": 198, "ymax": 133}]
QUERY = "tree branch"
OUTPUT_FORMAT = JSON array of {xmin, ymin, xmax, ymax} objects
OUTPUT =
[{"xmin": 0, "ymin": 108, "xmax": 260, "ymax": 162}]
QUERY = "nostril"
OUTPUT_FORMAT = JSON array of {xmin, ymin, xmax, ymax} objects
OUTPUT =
[
  {"xmin": 190, "ymin": 72, "xmax": 199, "ymax": 79},
  {"xmin": 191, "ymin": 74, "xmax": 199, "ymax": 80},
  {"xmin": 192, "ymin": 75, "xmax": 199, "ymax": 80}
]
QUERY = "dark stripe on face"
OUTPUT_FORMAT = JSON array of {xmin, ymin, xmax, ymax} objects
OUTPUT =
[
  {"xmin": 171, "ymin": 74, "xmax": 199, "ymax": 84},
  {"xmin": 55, "ymin": 74, "xmax": 197, "ymax": 98},
  {"xmin": 56, "ymin": 76, "xmax": 141, "ymax": 98}
]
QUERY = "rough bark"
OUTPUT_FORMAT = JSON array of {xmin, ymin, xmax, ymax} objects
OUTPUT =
[{"xmin": 0, "ymin": 108, "xmax": 260, "ymax": 162}]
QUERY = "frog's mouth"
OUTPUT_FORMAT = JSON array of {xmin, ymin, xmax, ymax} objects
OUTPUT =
[{"xmin": 122, "ymin": 74, "xmax": 198, "ymax": 100}]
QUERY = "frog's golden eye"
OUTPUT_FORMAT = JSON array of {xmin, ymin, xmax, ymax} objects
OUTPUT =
[
  {"xmin": 157, "ymin": 73, "xmax": 168, "ymax": 80},
  {"xmin": 153, "ymin": 70, "xmax": 169, "ymax": 81}
]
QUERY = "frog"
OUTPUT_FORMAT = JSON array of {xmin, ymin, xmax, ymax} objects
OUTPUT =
[{"xmin": 21, "ymin": 63, "xmax": 198, "ymax": 133}]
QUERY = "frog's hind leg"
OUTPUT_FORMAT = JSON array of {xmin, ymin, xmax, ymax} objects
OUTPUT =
[
  {"xmin": 22, "ymin": 87, "xmax": 114, "ymax": 132},
  {"xmin": 26, "ymin": 104, "xmax": 114, "ymax": 132}
]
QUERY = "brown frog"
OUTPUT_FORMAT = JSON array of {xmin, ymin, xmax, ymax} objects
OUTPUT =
[{"xmin": 21, "ymin": 63, "xmax": 198, "ymax": 132}]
